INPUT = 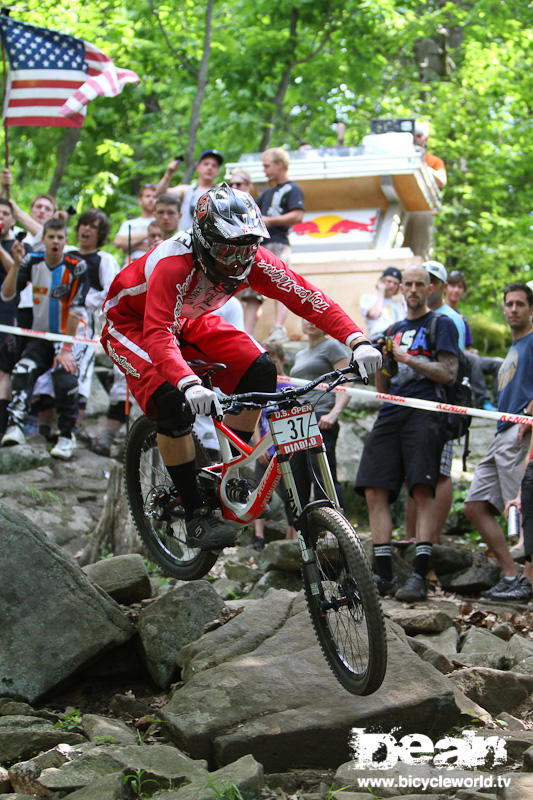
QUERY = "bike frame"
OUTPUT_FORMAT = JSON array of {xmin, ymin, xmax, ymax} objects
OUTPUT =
[{"xmin": 199, "ymin": 408, "xmax": 341, "ymax": 527}]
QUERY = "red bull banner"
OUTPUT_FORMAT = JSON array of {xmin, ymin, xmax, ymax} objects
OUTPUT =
[{"xmin": 290, "ymin": 209, "xmax": 378, "ymax": 252}]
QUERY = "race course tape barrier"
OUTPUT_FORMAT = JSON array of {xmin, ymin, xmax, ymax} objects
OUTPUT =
[
  {"xmin": 279, "ymin": 375, "xmax": 533, "ymax": 428},
  {"xmin": 0, "ymin": 323, "xmax": 100, "ymax": 346}
]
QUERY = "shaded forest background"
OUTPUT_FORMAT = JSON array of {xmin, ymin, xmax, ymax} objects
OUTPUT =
[{"xmin": 3, "ymin": 0, "xmax": 532, "ymax": 323}]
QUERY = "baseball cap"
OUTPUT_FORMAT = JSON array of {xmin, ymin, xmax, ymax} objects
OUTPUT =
[
  {"xmin": 414, "ymin": 120, "xmax": 430, "ymax": 137},
  {"xmin": 382, "ymin": 266, "xmax": 402, "ymax": 282},
  {"xmin": 197, "ymin": 149, "xmax": 223, "ymax": 166},
  {"xmin": 422, "ymin": 260, "xmax": 447, "ymax": 283}
]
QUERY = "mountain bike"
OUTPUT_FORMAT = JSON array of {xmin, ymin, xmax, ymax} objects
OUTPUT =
[{"xmin": 124, "ymin": 363, "xmax": 387, "ymax": 695}]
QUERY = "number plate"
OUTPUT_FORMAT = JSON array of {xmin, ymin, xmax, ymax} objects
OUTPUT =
[{"xmin": 268, "ymin": 404, "xmax": 323, "ymax": 455}]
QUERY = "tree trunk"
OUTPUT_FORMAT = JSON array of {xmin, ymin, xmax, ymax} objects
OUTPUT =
[
  {"xmin": 184, "ymin": 0, "xmax": 215, "ymax": 183},
  {"xmin": 259, "ymin": 7, "xmax": 299, "ymax": 152},
  {"xmin": 48, "ymin": 127, "xmax": 81, "ymax": 197},
  {"xmin": 78, "ymin": 462, "xmax": 142, "ymax": 565}
]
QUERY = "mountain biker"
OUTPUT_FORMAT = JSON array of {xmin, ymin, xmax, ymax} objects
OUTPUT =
[{"xmin": 101, "ymin": 183, "xmax": 381, "ymax": 550}]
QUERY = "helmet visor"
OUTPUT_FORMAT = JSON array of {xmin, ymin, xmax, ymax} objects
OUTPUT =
[{"xmin": 210, "ymin": 242, "xmax": 258, "ymax": 267}]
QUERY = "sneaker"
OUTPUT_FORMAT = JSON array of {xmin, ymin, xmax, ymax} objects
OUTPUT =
[
  {"xmin": 395, "ymin": 571, "xmax": 427, "ymax": 602},
  {"xmin": 481, "ymin": 574, "xmax": 532, "ymax": 602},
  {"xmin": 482, "ymin": 401, "xmax": 498, "ymax": 412},
  {"xmin": 185, "ymin": 507, "xmax": 237, "ymax": 551},
  {"xmin": 268, "ymin": 325, "xmax": 288, "ymax": 343},
  {"xmin": 50, "ymin": 435, "xmax": 76, "ymax": 460},
  {"xmin": 374, "ymin": 574, "xmax": 398, "ymax": 597},
  {"xmin": 1, "ymin": 424, "xmax": 25, "ymax": 447},
  {"xmin": 248, "ymin": 534, "xmax": 265, "ymax": 552}
]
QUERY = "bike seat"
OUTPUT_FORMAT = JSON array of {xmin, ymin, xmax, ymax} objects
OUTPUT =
[{"xmin": 188, "ymin": 359, "xmax": 227, "ymax": 378}]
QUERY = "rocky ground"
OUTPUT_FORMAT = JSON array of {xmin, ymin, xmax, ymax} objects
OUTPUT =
[{"xmin": 1, "ymin": 378, "xmax": 532, "ymax": 799}]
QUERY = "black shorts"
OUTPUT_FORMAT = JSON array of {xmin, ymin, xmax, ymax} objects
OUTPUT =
[{"xmin": 355, "ymin": 408, "xmax": 446, "ymax": 501}]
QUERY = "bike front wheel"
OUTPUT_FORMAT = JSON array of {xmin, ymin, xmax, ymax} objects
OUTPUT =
[
  {"xmin": 301, "ymin": 506, "xmax": 387, "ymax": 695},
  {"xmin": 124, "ymin": 415, "xmax": 218, "ymax": 580}
]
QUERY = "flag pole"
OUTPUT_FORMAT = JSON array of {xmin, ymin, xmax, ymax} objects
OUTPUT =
[{"xmin": 0, "ymin": 9, "xmax": 9, "ymax": 197}]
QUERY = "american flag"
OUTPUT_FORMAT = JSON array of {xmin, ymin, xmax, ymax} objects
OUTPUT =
[{"xmin": 0, "ymin": 17, "xmax": 140, "ymax": 128}]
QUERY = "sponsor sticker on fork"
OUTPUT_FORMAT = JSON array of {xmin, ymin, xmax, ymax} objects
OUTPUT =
[{"xmin": 269, "ymin": 404, "xmax": 323, "ymax": 454}]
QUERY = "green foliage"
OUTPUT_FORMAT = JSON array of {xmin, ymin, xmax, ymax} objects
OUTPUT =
[
  {"xmin": 122, "ymin": 768, "xmax": 169, "ymax": 798},
  {"xmin": 204, "ymin": 773, "xmax": 246, "ymax": 799},
  {"xmin": 93, "ymin": 735, "xmax": 118, "ymax": 743},
  {"xmin": 54, "ymin": 709, "xmax": 83, "ymax": 732},
  {"xmin": 467, "ymin": 313, "xmax": 511, "ymax": 356},
  {"xmin": 1, "ymin": 0, "xmax": 530, "ymax": 307},
  {"xmin": 24, "ymin": 486, "xmax": 63, "ymax": 507}
]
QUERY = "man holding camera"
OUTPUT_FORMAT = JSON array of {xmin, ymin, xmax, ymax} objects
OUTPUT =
[{"xmin": 355, "ymin": 265, "xmax": 459, "ymax": 602}]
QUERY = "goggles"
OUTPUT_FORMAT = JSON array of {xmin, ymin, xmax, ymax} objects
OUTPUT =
[{"xmin": 210, "ymin": 242, "xmax": 258, "ymax": 266}]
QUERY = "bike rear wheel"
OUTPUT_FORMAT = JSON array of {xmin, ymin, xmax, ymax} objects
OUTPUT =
[
  {"xmin": 301, "ymin": 506, "xmax": 387, "ymax": 695},
  {"xmin": 124, "ymin": 415, "xmax": 218, "ymax": 579}
]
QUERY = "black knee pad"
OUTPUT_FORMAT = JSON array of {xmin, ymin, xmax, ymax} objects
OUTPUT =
[
  {"xmin": 52, "ymin": 366, "xmax": 78, "ymax": 402},
  {"xmin": 235, "ymin": 352, "xmax": 277, "ymax": 394},
  {"xmin": 11, "ymin": 358, "xmax": 38, "ymax": 392},
  {"xmin": 150, "ymin": 382, "xmax": 195, "ymax": 438}
]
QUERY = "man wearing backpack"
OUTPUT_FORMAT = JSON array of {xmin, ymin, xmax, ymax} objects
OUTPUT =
[
  {"xmin": 355, "ymin": 265, "xmax": 459, "ymax": 602},
  {"xmin": 404, "ymin": 260, "xmax": 471, "ymax": 544},
  {"xmin": 464, "ymin": 283, "xmax": 533, "ymax": 602}
]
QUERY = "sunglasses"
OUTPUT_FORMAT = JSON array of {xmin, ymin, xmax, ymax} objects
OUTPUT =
[{"xmin": 230, "ymin": 180, "xmax": 247, "ymax": 188}]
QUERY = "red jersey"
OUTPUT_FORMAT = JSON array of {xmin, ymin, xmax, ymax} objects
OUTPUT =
[{"xmin": 103, "ymin": 231, "xmax": 361, "ymax": 388}]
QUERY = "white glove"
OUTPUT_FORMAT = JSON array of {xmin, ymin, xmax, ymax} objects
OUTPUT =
[
  {"xmin": 350, "ymin": 341, "xmax": 382, "ymax": 383},
  {"xmin": 184, "ymin": 384, "xmax": 223, "ymax": 417}
]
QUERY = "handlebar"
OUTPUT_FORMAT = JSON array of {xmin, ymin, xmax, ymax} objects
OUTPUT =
[{"xmin": 220, "ymin": 366, "xmax": 359, "ymax": 415}]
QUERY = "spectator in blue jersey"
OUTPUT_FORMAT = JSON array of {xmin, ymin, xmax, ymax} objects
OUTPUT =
[
  {"xmin": 0, "ymin": 218, "xmax": 88, "ymax": 459},
  {"xmin": 464, "ymin": 283, "xmax": 533, "ymax": 602},
  {"xmin": 355, "ymin": 265, "xmax": 459, "ymax": 602}
]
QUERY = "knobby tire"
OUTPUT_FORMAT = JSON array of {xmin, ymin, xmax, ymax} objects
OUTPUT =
[
  {"xmin": 124, "ymin": 415, "xmax": 217, "ymax": 579},
  {"xmin": 301, "ymin": 506, "xmax": 387, "ymax": 695}
]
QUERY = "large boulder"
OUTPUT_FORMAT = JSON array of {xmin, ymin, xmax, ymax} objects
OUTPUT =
[
  {"xmin": 160, "ymin": 589, "xmax": 462, "ymax": 772},
  {"xmin": 137, "ymin": 581, "xmax": 226, "ymax": 688},
  {"xmin": 0, "ymin": 505, "xmax": 134, "ymax": 703}
]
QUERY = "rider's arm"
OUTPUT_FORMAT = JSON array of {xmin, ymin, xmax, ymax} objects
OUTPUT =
[
  {"xmin": 250, "ymin": 248, "xmax": 366, "ymax": 347},
  {"xmin": 142, "ymin": 253, "xmax": 200, "ymax": 387}
]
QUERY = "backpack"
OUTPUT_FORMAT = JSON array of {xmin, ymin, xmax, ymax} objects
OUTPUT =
[
  {"xmin": 385, "ymin": 313, "xmax": 473, "ymax": 468},
  {"xmin": 426, "ymin": 313, "xmax": 473, "ymax": 443}
]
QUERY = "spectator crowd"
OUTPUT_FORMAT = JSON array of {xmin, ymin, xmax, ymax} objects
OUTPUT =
[{"xmin": 0, "ymin": 137, "xmax": 530, "ymax": 607}]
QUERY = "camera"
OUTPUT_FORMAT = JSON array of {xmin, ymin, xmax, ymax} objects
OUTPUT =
[
  {"xmin": 371, "ymin": 333, "xmax": 397, "ymax": 378},
  {"xmin": 65, "ymin": 205, "xmax": 76, "ymax": 216},
  {"xmin": 15, "ymin": 230, "xmax": 26, "ymax": 242}
]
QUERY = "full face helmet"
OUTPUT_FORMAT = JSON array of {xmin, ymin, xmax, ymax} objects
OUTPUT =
[{"xmin": 192, "ymin": 182, "xmax": 268, "ymax": 292}]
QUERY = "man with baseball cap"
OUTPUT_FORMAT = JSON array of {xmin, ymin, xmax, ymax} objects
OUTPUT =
[
  {"xmin": 359, "ymin": 265, "xmax": 406, "ymax": 337},
  {"xmin": 155, "ymin": 148, "xmax": 224, "ymax": 231}
]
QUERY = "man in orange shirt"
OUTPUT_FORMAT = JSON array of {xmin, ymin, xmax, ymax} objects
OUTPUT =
[{"xmin": 414, "ymin": 121, "xmax": 447, "ymax": 189}]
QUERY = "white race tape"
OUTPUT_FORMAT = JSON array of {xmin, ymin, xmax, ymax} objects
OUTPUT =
[
  {"xmin": 279, "ymin": 376, "xmax": 533, "ymax": 427},
  {"xmin": 0, "ymin": 323, "xmax": 100, "ymax": 346}
]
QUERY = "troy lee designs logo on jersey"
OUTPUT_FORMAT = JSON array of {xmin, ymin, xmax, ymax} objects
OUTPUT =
[
  {"xmin": 107, "ymin": 342, "xmax": 140, "ymax": 378},
  {"xmin": 169, "ymin": 270, "xmax": 195, "ymax": 336},
  {"xmin": 259, "ymin": 261, "xmax": 330, "ymax": 313}
]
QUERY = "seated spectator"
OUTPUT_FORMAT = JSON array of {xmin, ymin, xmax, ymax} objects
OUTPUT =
[
  {"xmin": 0, "ymin": 218, "xmax": 88, "ymax": 459},
  {"xmin": 359, "ymin": 266, "xmax": 406, "ymax": 338},
  {"xmin": 284, "ymin": 319, "xmax": 351, "ymax": 538},
  {"xmin": 445, "ymin": 269, "xmax": 502, "ymax": 411}
]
